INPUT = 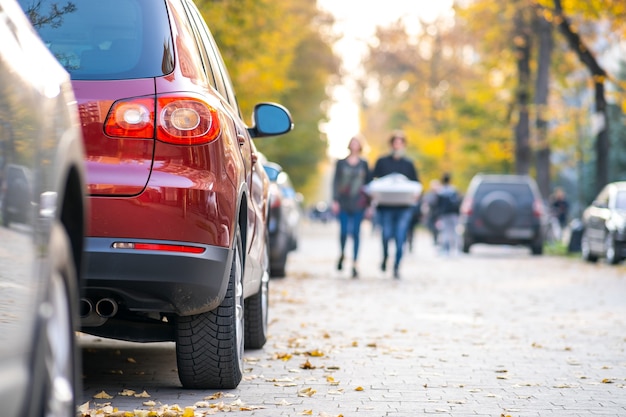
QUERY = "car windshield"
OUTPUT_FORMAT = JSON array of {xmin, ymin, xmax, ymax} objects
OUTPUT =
[
  {"xmin": 616, "ymin": 190, "xmax": 626, "ymax": 210},
  {"xmin": 19, "ymin": 0, "xmax": 173, "ymax": 80}
]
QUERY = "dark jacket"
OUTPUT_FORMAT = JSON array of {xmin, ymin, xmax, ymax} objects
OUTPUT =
[{"xmin": 332, "ymin": 158, "xmax": 371, "ymax": 213}]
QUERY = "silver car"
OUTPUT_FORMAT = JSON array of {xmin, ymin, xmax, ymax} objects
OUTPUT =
[{"xmin": 0, "ymin": 1, "xmax": 87, "ymax": 416}]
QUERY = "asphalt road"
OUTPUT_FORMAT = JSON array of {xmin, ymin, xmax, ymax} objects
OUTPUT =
[{"xmin": 78, "ymin": 220, "xmax": 626, "ymax": 416}]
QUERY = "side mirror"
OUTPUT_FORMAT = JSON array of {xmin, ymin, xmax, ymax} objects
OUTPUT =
[{"xmin": 249, "ymin": 103, "xmax": 294, "ymax": 138}]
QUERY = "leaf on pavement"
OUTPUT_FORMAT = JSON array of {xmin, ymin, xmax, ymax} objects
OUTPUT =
[
  {"xmin": 126, "ymin": 357, "xmax": 137, "ymax": 363},
  {"xmin": 300, "ymin": 359, "xmax": 316, "ymax": 369},
  {"xmin": 134, "ymin": 391, "xmax": 151, "ymax": 398},
  {"xmin": 274, "ymin": 352, "xmax": 293, "ymax": 361},
  {"xmin": 354, "ymin": 386, "xmax": 364, "ymax": 391},
  {"xmin": 77, "ymin": 401, "xmax": 90, "ymax": 413},
  {"xmin": 204, "ymin": 392, "xmax": 235, "ymax": 400},
  {"xmin": 306, "ymin": 349, "xmax": 324, "ymax": 357},
  {"xmin": 94, "ymin": 390, "xmax": 114, "ymax": 399},
  {"xmin": 119, "ymin": 389, "xmax": 136, "ymax": 396},
  {"xmin": 298, "ymin": 387, "xmax": 317, "ymax": 397},
  {"xmin": 300, "ymin": 409, "xmax": 313, "ymax": 415}
]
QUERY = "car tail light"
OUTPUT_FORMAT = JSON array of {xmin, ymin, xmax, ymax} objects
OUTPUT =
[
  {"xmin": 104, "ymin": 97, "xmax": 155, "ymax": 138},
  {"xmin": 112, "ymin": 242, "xmax": 205, "ymax": 254},
  {"xmin": 270, "ymin": 193, "xmax": 282, "ymax": 209},
  {"xmin": 104, "ymin": 94, "xmax": 221, "ymax": 145},
  {"xmin": 460, "ymin": 198, "xmax": 473, "ymax": 216},
  {"xmin": 533, "ymin": 200, "xmax": 544, "ymax": 218},
  {"xmin": 157, "ymin": 95, "xmax": 220, "ymax": 145}
]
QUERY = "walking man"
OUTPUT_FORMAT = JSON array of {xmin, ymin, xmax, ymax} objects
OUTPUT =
[{"xmin": 371, "ymin": 131, "xmax": 420, "ymax": 279}]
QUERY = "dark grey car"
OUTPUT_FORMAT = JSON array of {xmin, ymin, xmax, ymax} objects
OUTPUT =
[
  {"xmin": 458, "ymin": 174, "xmax": 547, "ymax": 255},
  {"xmin": 0, "ymin": 1, "xmax": 87, "ymax": 416}
]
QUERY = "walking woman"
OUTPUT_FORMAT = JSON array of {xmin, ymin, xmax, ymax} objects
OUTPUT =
[{"xmin": 331, "ymin": 134, "xmax": 371, "ymax": 278}]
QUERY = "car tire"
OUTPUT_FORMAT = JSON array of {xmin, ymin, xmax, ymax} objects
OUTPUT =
[
  {"xmin": 46, "ymin": 223, "xmax": 79, "ymax": 417},
  {"xmin": 530, "ymin": 238, "xmax": 543, "ymax": 255},
  {"xmin": 270, "ymin": 250, "xmax": 287, "ymax": 278},
  {"xmin": 605, "ymin": 233, "xmax": 621, "ymax": 265},
  {"xmin": 462, "ymin": 237, "xmax": 471, "ymax": 253},
  {"xmin": 581, "ymin": 229, "xmax": 598, "ymax": 263},
  {"xmin": 244, "ymin": 234, "xmax": 269, "ymax": 349},
  {"xmin": 480, "ymin": 191, "xmax": 516, "ymax": 229},
  {"xmin": 176, "ymin": 226, "xmax": 244, "ymax": 389}
]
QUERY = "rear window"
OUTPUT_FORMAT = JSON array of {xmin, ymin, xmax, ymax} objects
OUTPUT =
[
  {"xmin": 19, "ymin": 0, "xmax": 173, "ymax": 80},
  {"xmin": 475, "ymin": 182, "xmax": 534, "ymax": 202}
]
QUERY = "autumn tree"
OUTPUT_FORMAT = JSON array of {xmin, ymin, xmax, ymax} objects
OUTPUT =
[{"xmin": 198, "ymin": 0, "xmax": 340, "ymax": 196}]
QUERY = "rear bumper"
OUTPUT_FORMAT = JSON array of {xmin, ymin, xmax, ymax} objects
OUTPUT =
[
  {"xmin": 83, "ymin": 237, "xmax": 232, "ymax": 318},
  {"xmin": 461, "ymin": 223, "xmax": 542, "ymax": 245}
]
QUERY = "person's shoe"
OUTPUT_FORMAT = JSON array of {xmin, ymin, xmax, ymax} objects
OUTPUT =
[
  {"xmin": 393, "ymin": 268, "xmax": 400, "ymax": 279},
  {"xmin": 337, "ymin": 255, "xmax": 344, "ymax": 271},
  {"xmin": 380, "ymin": 257, "xmax": 387, "ymax": 272},
  {"xmin": 352, "ymin": 267, "xmax": 358, "ymax": 278}
]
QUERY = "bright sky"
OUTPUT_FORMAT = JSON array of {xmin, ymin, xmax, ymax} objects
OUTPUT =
[{"xmin": 317, "ymin": 0, "xmax": 454, "ymax": 158}]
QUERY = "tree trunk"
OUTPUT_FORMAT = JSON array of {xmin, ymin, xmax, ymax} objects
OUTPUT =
[
  {"xmin": 553, "ymin": 0, "xmax": 609, "ymax": 194},
  {"xmin": 514, "ymin": 6, "xmax": 532, "ymax": 175},
  {"xmin": 534, "ymin": 9, "xmax": 553, "ymax": 199}
]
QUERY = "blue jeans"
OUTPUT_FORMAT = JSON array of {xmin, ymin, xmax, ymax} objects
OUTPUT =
[
  {"xmin": 378, "ymin": 206, "xmax": 413, "ymax": 269},
  {"xmin": 338, "ymin": 210, "xmax": 365, "ymax": 261}
]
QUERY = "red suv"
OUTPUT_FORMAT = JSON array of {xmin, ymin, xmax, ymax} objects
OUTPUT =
[{"xmin": 20, "ymin": 0, "xmax": 293, "ymax": 389}]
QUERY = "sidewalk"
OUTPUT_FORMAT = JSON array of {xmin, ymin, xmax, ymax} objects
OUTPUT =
[{"xmin": 249, "ymin": 220, "xmax": 626, "ymax": 416}]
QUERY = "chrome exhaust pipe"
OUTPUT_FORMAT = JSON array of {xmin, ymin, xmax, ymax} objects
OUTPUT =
[
  {"xmin": 79, "ymin": 298, "xmax": 93, "ymax": 318},
  {"xmin": 95, "ymin": 298, "xmax": 119, "ymax": 318}
]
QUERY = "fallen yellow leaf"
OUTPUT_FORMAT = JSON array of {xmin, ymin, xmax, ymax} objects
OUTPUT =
[
  {"xmin": 355, "ymin": 386, "xmax": 364, "ymax": 391},
  {"xmin": 127, "ymin": 357, "xmax": 137, "ymax": 363},
  {"xmin": 134, "ymin": 390, "xmax": 151, "ymax": 398},
  {"xmin": 119, "ymin": 389, "xmax": 136, "ymax": 396},
  {"xmin": 300, "ymin": 410, "xmax": 313, "ymax": 415},
  {"xmin": 297, "ymin": 387, "xmax": 317, "ymax": 397},
  {"xmin": 300, "ymin": 359, "xmax": 316, "ymax": 369},
  {"xmin": 93, "ymin": 390, "xmax": 114, "ymax": 399}
]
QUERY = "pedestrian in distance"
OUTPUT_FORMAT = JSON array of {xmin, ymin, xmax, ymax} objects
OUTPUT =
[
  {"xmin": 435, "ymin": 172, "xmax": 461, "ymax": 255},
  {"xmin": 422, "ymin": 179, "xmax": 441, "ymax": 246},
  {"xmin": 371, "ymin": 130, "xmax": 420, "ymax": 279},
  {"xmin": 331, "ymin": 134, "xmax": 371, "ymax": 278}
]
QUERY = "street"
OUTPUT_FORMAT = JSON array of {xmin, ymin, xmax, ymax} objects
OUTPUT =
[{"xmin": 79, "ymin": 220, "xmax": 626, "ymax": 417}]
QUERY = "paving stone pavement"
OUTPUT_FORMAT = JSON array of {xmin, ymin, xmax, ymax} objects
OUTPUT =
[{"xmin": 79, "ymin": 220, "xmax": 626, "ymax": 417}]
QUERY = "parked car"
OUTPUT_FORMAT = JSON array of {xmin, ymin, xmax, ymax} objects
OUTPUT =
[
  {"xmin": 263, "ymin": 161, "xmax": 301, "ymax": 277},
  {"xmin": 458, "ymin": 174, "xmax": 547, "ymax": 255},
  {"xmin": 581, "ymin": 181, "xmax": 626, "ymax": 264},
  {"xmin": 0, "ymin": 1, "xmax": 87, "ymax": 416},
  {"xmin": 19, "ymin": 0, "xmax": 293, "ymax": 389},
  {"xmin": 309, "ymin": 201, "xmax": 335, "ymax": 223}
]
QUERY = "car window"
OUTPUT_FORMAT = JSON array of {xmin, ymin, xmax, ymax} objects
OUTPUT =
[
  {"xmin": 475, "ymin": 182, "xmax": 534, "ymax": 203},
  {"xmin": 20, "ymin": 0, "xmax": 173, "ymax": 80}
]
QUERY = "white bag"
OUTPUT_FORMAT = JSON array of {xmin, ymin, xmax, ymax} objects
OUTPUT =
[{"xmin": 364, "ymin": 173, "xmax": 422, "ymax": 206}]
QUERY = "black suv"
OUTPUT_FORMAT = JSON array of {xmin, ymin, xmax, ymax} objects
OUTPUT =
[{"xmin": 458, "ymin": 174, "xmax": 547, "ymax": 255}]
